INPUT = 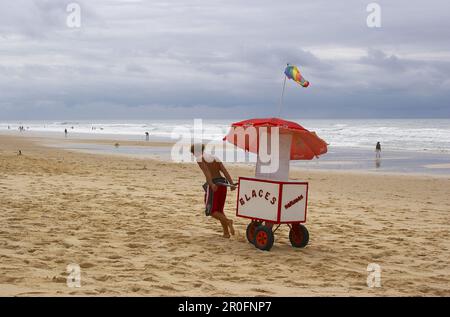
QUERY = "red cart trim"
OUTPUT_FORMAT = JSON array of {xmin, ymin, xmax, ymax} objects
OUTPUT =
[
  {"xmin": 238, "ymin": 176, "xmax": 308, "ymax": 186},
  {"xmin": 235, "ymin": 177, "xmax": 241, "ymax": 218},
  {"xmin": 304, "ymin": 182, "xmax": 309, "ymax": 224},
  {"xmin": 277, "ymin": 183, "xmax": 283, "ymax": 223}
]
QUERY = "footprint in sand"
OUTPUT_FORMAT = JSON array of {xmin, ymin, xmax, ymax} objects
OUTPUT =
[
  {"xmin": 107, "ymin": 254, "xmax": 121, "ymax": 260},
  {"xmin": 251, "ymin": 288, "xmax": 275, "ymax": 295},
  {"xmin": 126, "ymin": 243, "xmax": 146, "ymax": 249},
  {"xmin": 94, "ymin": 275, "xmax": 111, "ymax": 282},
  {"xmin": 52, "ymin": 276, "xmax": 67, "ymax": 283},
  {"xmin": 80, "ymin": 262, "xmax": 95, "ymax": 269}
]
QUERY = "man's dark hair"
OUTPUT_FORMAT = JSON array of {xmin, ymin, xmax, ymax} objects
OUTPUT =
[{"xmin": 190, "ymin": 143, "xmax": 205, "ymax": 154}]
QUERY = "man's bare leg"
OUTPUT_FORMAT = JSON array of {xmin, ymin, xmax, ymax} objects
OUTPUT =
[
  {"xmin": 211, "ymin": 212, "xmax": 234, "ymax": 238},
  {"xmin": 227, "ymin": 219, "xmax": 235, "ymax": 236}
]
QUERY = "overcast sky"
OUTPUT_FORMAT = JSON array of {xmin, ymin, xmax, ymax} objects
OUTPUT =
[{"xmin": 0, "ymin": 0, "xmax": 449, "ymax": 120}]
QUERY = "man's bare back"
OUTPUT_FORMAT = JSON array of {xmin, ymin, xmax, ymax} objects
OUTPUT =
[{"xmin": 201, "ymin": 154, "xmax": 222, "ymax": 179}]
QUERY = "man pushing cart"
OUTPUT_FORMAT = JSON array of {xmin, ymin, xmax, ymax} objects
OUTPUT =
[
  {"xmin": 192, "ymin": 118, "xmax": 327, "ymax": 250},
  {"xmin": 191, "ymin": 144, "xmax": 237, "ymax": 238}
]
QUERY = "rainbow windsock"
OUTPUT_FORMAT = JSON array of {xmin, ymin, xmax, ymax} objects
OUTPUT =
[{"xmin": 284, "ymin": 64, "xmax": 310, "ymax": 87}]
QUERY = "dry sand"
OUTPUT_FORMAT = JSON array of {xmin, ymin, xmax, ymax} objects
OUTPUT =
[{"xmin": 0, "ymin": 134, "xmax": 449, "ymax": 296}]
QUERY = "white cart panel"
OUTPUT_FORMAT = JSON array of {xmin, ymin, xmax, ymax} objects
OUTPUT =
[
  {"xmin": 280, "ymin": 183, "xmax": 308, "ymax": 222},
  {"xmin": 237, "ymin": 178, "xmax": 279, "ymax": 222}
]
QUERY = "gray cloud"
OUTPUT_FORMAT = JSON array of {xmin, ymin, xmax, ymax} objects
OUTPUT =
[{"xmin": 0, "ymin": 0, "xmax": 449, "ymax": 119}]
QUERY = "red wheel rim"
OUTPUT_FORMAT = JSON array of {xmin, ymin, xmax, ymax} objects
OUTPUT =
[
  {"xmin": 292, "ymin": 229, "xmax": 303, "ymax": 244},
  {"xmin": 256, "ymin": 231, "xmax": 268, "ymax": 247}
]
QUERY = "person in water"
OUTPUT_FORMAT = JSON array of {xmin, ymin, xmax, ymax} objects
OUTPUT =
[
  {"xmin": 375, "ymin": 141, "xmax": 381, "ymax": 158},
  {"xmin": 191, "ymin": 144, "xmax": 236, "ymax": 238}
]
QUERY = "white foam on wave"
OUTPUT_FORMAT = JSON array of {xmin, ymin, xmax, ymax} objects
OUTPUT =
[{"xmin": 1, "ymin": 119, "xmax": 450, "ymax": 154}]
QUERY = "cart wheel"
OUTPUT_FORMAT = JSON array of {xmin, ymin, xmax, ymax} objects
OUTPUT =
[
  {"xmin": 289, "ymin": 224, "xmax": 309, "ymax": 248},
  {"xmin": 246, "ymin": 221, "xmax": 259, "ymax": 245},
  {"xmin": 254, "ymin": 226, "xmax": 274, "ymax": 251}
]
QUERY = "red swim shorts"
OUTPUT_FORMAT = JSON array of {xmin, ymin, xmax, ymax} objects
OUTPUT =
[{"xmin": 204, "ymin": 183, "xmax": 227, "ymax": 216}]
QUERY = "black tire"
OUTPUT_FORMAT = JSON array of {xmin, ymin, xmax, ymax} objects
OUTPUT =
[
  {"xmin": 246, "ymin": 221, "xmax": 258, "ymax": 245},
  {"xmin": 254, "ymin": 225, "xmax": 274, "ymax": 251},
  {"xmin": 289, "ymin": 224, "xmax": 309, "ymax": 248}
]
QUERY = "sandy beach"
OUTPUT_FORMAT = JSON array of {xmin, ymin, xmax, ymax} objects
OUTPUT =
[{"xmin": 0, "ymin": 134, "xmax": 449, "ymax": 296}]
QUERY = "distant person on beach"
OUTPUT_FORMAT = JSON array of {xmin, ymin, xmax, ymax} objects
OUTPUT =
[
  {"xmin": 64, "ymin": 129, "xmax": 68, "ymax": 137},
  {"xmin": 375, "ymin": 142, "xmax": 381, "ymax": 158},
  {"xmin": 191, "ymin": 144, "xmax": 236, "ymax": 238},
  {"xmin": 145, "ymin": 132, "xmax": 150, "ymax": 141}
]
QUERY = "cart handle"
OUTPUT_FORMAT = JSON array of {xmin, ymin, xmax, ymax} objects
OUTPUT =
[{"xmin": 215, "ymin": 181, "xmax": 239, "ymax": 188}]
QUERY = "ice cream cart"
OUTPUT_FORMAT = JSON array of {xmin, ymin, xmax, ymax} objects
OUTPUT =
[{"xmin": 224, "ymin": 118, "xmax": 327, "ymax": 251}]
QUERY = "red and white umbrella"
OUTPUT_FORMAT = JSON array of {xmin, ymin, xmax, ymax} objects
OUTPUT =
[{"xmin": 224, "ymin": 117, "xmax": 327, "ymax": 160}]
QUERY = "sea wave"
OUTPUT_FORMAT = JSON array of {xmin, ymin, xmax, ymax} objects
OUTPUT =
[{"xmin": 1, "ymin": 119, "xmax": 450, "ymax": 154}]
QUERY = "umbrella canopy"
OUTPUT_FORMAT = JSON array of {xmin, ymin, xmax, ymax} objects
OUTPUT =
[{"xmin": 224, "ymin": 117, "xmax": 327, "ymax": 160}]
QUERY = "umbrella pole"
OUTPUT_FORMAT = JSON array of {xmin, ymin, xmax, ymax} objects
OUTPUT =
[{"xmin": 277, "ymin": 75, "xmax": 287, "ymax": 117}]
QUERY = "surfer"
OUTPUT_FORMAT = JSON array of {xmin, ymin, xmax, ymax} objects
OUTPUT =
[{"xmin": 191, "ymin": 144, "xmax": 236, "ymax": 238}]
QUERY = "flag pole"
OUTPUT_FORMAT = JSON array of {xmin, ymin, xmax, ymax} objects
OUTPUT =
[{"xmin": 277, "ymin": 74, "xmax": 287, "ymax": 117}]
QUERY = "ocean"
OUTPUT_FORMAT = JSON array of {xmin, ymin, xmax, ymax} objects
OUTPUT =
[
  {"xmin": 2, "ymin": 119, "xmax": 450, "ymax": 175},
  {"xmin": 2, "ymin": 119, "xmax": 450, "ymax": 153}
]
